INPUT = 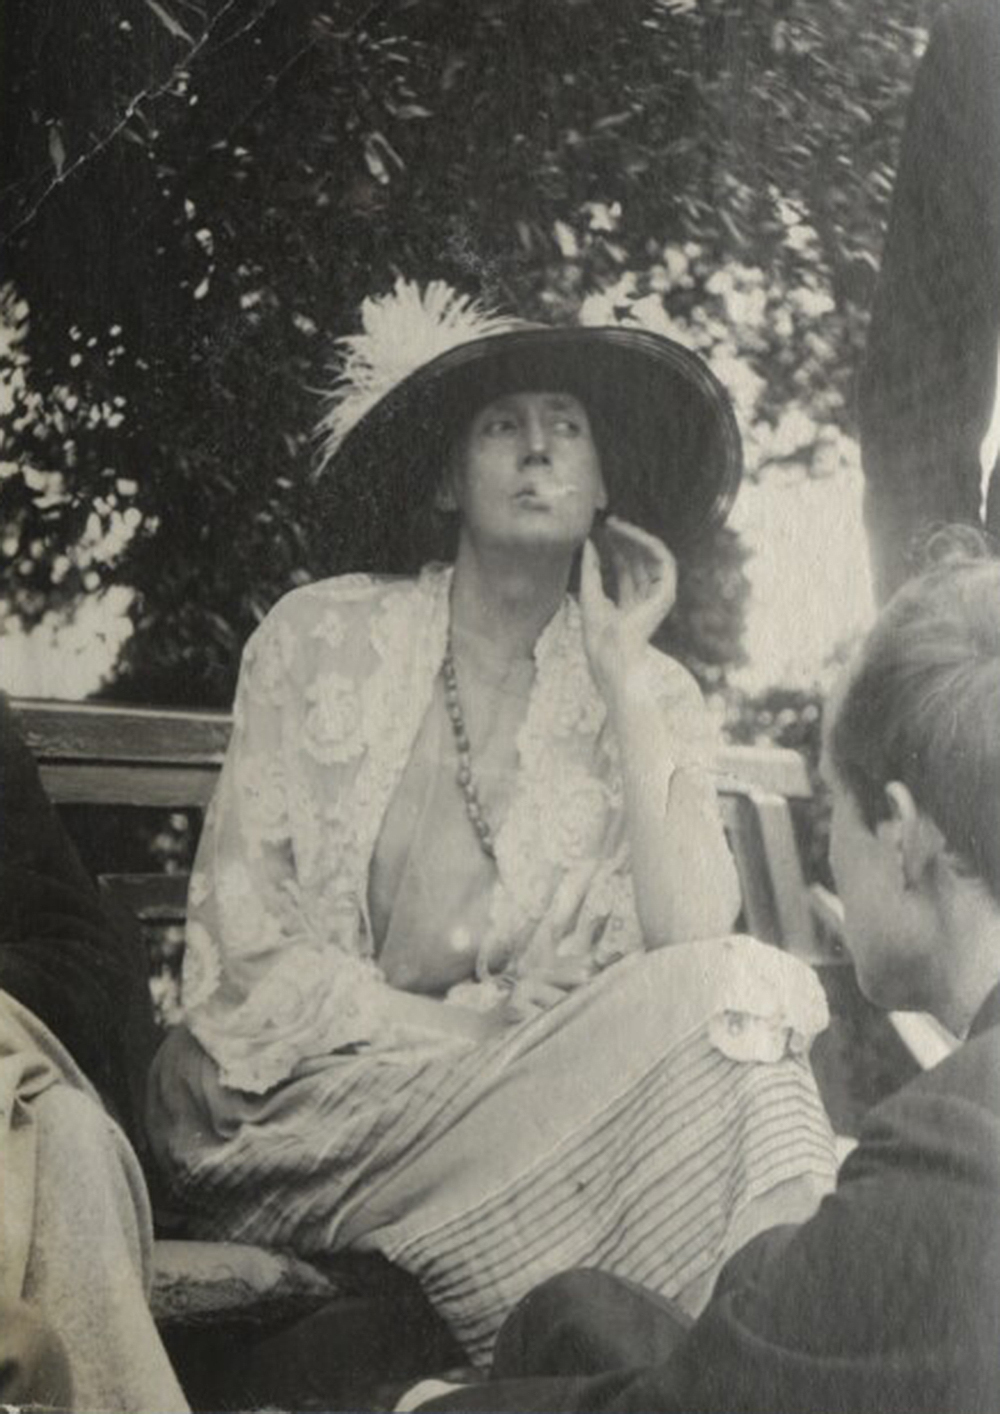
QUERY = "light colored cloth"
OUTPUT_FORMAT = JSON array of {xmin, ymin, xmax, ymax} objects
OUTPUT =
[
  {"xmin": 150, "ymin": 940, "xmax": 834, "ymax": 1363},
  {"xmin": 0, "ymin": 989, "xmax": 188, "ymax": 1412},
  {"xmin": 172, "ymin": 564, "xmax": 718, "ymax": 1093},
  {"xmin": 147, "ymin": 566, "xmax": 837, "ymax": 1361}
]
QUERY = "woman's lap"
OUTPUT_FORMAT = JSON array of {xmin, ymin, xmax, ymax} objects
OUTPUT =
[{"xmin": 148, "ymin": 940, "xmax": 837, "ymax": 1361}]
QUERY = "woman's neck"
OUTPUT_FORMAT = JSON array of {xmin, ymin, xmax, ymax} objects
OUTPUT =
[{"xmin": 450, "ymin": 540, "xmax": 574, "ymax": 662}]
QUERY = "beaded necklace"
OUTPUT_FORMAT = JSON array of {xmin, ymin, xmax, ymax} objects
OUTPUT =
[{"xmin": 442, "ymin": 630, "xmax": 498, "ymax": 860}]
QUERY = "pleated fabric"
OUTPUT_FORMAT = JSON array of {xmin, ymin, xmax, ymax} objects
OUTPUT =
[{"xmin": 149, "ymin": 938, "xmax": 837, "ymax": 1363}]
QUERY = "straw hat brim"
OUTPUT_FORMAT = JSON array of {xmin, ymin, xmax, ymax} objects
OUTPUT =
[{"xmin": 316, "ymin": 325, "xmax": 742, "ymax": 574}]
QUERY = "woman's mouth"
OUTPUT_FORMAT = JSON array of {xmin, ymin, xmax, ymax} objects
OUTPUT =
[{"xmin": 515, "ymin": 485, "xmax": 578, "ymax": 505}]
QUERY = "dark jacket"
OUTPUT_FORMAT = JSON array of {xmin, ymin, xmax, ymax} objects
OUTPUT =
[
  {"xmin": 431, "ymin": 991, "xmax": 1000, "ymax": 1413},
  {"xmin": 0, "ymin": 693, "xmax": 157, "ymax": 1150}
]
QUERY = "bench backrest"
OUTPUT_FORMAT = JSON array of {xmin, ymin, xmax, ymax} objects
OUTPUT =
[{"xmin": 12, "ymin": 697, "xmax": 838, "ymax": 964}]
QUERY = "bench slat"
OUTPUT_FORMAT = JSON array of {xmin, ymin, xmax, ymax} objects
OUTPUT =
[
  {"xmin": 16, "ymin": 699, "xmax": 230, "ymax": 766},
  {"xmin": 15, "ymin": 699, "xmax": 813, "ymax": 797},
  {"xmin": 748, "ymin": 791, "xmax": 823, "ymax": 958},
  {"xmin": 39, "ymin": 763, "xmax": 218, "ymax": 809},
  {"xmin": 718, "ymin": 790, "xmax": 841, "ymax": 964},
  {"xmin": 13, "ymin": 697, "xmax": 833, "ymax": 965},
  {"xmin": 715, "ymin": 745, "xmax": 813, "ymax": 800},
  {"xmin": 101, "ymin": 873, "xmax": 189, "ymax": 922}
]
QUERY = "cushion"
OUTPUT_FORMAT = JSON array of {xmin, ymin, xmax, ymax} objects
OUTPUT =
[{"xmin": 152, "ymin": 1239, "xmax": 339, "ymax": 1327}]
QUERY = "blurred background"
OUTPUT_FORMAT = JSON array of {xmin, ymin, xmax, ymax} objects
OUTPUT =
[{"xmin": 2, "ymin": 0, "xmax": 937, "ymax": 717}]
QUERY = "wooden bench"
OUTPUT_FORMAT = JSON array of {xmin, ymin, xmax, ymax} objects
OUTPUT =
[
  {"xmin": 12, "ymin": 696, "xmax": 845, "ymax": 961},
  {"xmin": 15, "ymin": 692, "xmax": 957, "ymax": 1058},
  {"xmin": 17, "ymin": 695, "xmax": 956, "ymax": 1060}
]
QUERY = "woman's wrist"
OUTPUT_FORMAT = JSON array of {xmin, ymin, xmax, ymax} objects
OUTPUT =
[{"xmin": 601, "ymin": 657, "xmax": 665, "ymax": 729}]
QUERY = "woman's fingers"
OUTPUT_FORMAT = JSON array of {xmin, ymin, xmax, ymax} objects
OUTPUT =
[
  {"xmin": 582, "ymin": 519, "xmax": 678, "ymax": 696},
  {"xmin": 605, "ymin": 515, "xmax": 670, "ymax": 557},
  {"xmin": 609, "ymin": 539, "xmax": 641, "ymax": 610},
  {"xmin": 579, "ymin": 539, "xmax": 608, "ymax": 619},
  {"xmin": 540, "ymin": 957, "xmax": 593, "ymax": 989},
  {"xmin": 601, "ymin": 517, "xmax": 677, "ymax": 632},
  {"xmin": 580, "ymin": 539, "xmax": 617, "ymax": 641},
  {"xmin": 502, "ymin": 957, "xmax": 593, "ymax": 1024},
  {"xmin": 606, "ymin": 518, "xmax": 675, "ymax": 590},
  {"xmin": 504, "ymin": 977, "xmax": 569, "ymax": 1024}
]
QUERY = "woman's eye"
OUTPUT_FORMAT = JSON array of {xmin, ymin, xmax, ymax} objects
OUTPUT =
[
  {"xmin": 482, "ymin": 417, "xmax": 518, "ymax": 435},
  {"xmin": 551, "ymin": 417, "xmax": 581, "ymax": 436}
]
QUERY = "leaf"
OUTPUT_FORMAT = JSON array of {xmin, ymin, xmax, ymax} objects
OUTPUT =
[
  {"xmin": 363, "ymin": 143, "xmax": 389, "ymax": 184},
  {"xmin": 363, "ymin": 131, "xmax": 405, "ymax": 184},
  {"xmin": 48, "ymin": 124, "xmax": 66, "ymax": 178},
  {"xmin": 593, "ymin": 111, "xmax": 634, "ymax": 131}
]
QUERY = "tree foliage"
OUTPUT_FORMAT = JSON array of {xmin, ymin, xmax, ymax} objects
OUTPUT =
[{"xmin": 0, "ymin": 0, "xmax": 935, "ymax": 704}]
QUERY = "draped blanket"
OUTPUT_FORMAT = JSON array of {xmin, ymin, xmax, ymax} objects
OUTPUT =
[{"xmin": 1, "ymin": 990, "xmax": 187, "ymax": 1412}]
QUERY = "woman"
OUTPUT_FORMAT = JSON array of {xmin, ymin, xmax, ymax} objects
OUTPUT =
[{"xmin": 148, "ymin": 282, "xmax": 837, "ymax": 1362}]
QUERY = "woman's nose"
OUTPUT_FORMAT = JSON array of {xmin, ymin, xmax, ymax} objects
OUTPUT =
[{"xmin": 521, "ymin": 411, "xmax": 550, "ymax": 464}]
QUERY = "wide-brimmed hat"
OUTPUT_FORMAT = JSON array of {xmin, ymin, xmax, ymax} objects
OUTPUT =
[{"xmin": 315, "ymin": 280, "xmax": 742, "ymax": 573}]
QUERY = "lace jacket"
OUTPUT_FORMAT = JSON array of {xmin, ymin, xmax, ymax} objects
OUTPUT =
[{"xmin": 181, "ymin": 564, "xmax": 717, "ymax": 1094}]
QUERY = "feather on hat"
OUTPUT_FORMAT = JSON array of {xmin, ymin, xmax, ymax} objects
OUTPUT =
[{"xmin": 317, "ymin": 278, "xmax": 520, "ymax": 472}]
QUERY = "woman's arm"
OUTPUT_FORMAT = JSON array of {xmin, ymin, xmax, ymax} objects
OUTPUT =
[
  {"xmin": 183, "ymin": 596, "xmax": 498, "ymax": 1093},
  {"xmin": 580, "ymin": 523, "xmax": 741, "ymax": 947},
  {"xmin": 605, "ymin": 664, "xmax": 740, "ymax": 946},
  {"xmin": 390, "ymin": 989, "xmax": 501, "ymax": 1042}
]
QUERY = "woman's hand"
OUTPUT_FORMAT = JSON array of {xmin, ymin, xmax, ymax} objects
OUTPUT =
[
  {"xmin": 501, "ymin": 956, "xmax": 593, "ymax": 1026},
  {"xmin": 580, "ymin": 516, "xmax": 677, "ymax": 703}
]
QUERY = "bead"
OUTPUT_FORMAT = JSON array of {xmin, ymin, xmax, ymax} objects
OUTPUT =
[{"xmin": 443, "ymin": 630, "xmax": 497, "ymax": 861}]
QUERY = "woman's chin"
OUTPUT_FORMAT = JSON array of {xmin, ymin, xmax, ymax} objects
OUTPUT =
[{"xmin": 498, "ymin": 515, "xmax": 590, "ymax": 553}]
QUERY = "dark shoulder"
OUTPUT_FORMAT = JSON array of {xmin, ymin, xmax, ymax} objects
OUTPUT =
[
  {"xmin": 711, "ymin": 1029, "xmax": 1000, "ymax": 1365},
  {"xmin": 908, "ymin": 1023, "xmax": 1000, "ymax": 1113},
  {"xmin": 845, "ymin": 1026, "xmax": 1000, "ymax": 1189}
]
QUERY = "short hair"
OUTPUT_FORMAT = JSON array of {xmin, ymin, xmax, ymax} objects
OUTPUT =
[{"xmin": 829, "ymin": 535, "xmax": 1000, "ymax": 902}]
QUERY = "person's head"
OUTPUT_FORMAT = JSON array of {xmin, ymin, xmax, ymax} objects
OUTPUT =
[
  {"xmin": 822, "ymin": 537, "xmax": 1000, "ymax": 1018},
  {"xmin": 316, "ymin": 283, "xmax": 742, "ymax": 575},
  {"xmin": 436, "ymin": 389, "xmax": 608, "ymax": 559}
]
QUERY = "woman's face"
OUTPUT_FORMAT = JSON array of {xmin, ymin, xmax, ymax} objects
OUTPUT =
[{"xmin": 446, "ymin": 390, "xmax": 607, "ymax": 553}]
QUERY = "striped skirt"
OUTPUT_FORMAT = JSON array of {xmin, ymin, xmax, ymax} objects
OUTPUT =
[{"xmin": 147, "ymin": 937, "xmax": 837, "ymax": 1363}]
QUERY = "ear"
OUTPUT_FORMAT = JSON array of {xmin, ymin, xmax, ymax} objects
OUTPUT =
[{"xmin": 881, "ymin": 781, "xmax": 946, "ymax": 892}]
